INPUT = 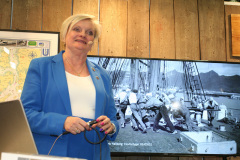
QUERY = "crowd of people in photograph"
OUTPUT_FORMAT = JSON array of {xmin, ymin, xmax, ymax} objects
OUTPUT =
[{"xmin": 114, "ymin": 86, "xmax": 220, "ymax": 134}]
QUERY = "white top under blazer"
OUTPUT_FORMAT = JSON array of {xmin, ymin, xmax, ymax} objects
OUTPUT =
[{"xmin": 65, "ymin": 72, "xmax": 96, "ymax": 119}]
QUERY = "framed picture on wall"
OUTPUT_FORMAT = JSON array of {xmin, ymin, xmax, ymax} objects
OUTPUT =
[{"xmin": 0, "ymin": 29, "xmax": 60, "ymax": 102}]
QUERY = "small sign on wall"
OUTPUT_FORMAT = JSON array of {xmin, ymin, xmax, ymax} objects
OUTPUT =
[{"xmin": 231, "ymin": 14, "xmax": 240, "ymax": 57}]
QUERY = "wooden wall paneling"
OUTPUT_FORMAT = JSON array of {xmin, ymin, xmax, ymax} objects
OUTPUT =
[
  {"xmin": 99, "ymin": 0, "xmax": 127, "ymax": 57},
  {"xmin": 151, "ymin": 156, "xmax": 178, "ymax": 160},
  {"xmin": 125, "ymin": 156, "xmax": 149, "ymax": 160},
  {"xmin": 73, "ymin": 0, "xmax": 99, "ymax": 56},
  {"xmin": 112, "ymin": 156, "xmax": 126, "ymax": 160},
  {"xmin": 12, "ymin": 0, "xmax": 42, "ymax": 31},
  {"xmin": 127, "ymin": 0, "xmax": 149, "ymax": 58},
  {"xmin": 203, "ymin": 157, "xmax": 223, "ymax": 160},
  {"xmin": 174, "ymin": 0, "xmax": 200, "ymax": 60},
  {"xmin": 198, "ymin": 0, "xmax": 226, "ymax": 61},
  {"xmin": 227, "ymin": 156, "xmax": 240, "ymax": 160},
  {"xmin": 73, "ymin": 0, "xmax": 99, "ymax": 15},
  {"xmin": 150, "ymin": 0, "xmax": 175, "ymax": 59},
  {"xmin": 42, "ymin": 0, "xmax": 72, "ymax": 51},
  {"xmin": 0, "ymin": 0, "xmax": 11, "ymax": 29},
  {"xmin": 225, "ymin": 4, "xmax": 240, "ymax": 62},
  {"xmin": 179, "ymin": 157, "xmax": 204, "ymax": 160},
  {"xmin": 231, "ymin": 14, "xmax": 240, "ymax": 57}
]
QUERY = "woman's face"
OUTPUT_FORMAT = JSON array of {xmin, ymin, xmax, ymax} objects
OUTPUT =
[{"xmin": 65, "ymin": 19, "xmax": 95, "ymax": 53}]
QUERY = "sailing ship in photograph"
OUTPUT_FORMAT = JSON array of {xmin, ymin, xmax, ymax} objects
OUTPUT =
[{"xmin": 88, "ymin": 56, "xmax": 240, "ymax": 155}]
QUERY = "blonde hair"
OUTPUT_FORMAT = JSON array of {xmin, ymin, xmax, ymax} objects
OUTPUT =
[{"xmin": 60, "ymin": 14, "xmax": 101, "ymax": 43}]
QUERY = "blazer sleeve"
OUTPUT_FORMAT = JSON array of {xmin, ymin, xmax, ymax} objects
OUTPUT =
[
  {"xmin": 98, "ymin": 67, "xmax": 119, "ymax": 141},
  {"xmin": 21, "ymin": 58, "xmax": 68, "ymax": 136}
]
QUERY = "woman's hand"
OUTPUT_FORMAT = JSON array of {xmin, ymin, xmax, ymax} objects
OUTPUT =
[
  {"xmin": 91, "ymin": 115, "xmax": 115, "ymax": 134},
  {"xmin": 64, "ymin": 116, "xmax": 91, "ymax": 134}
]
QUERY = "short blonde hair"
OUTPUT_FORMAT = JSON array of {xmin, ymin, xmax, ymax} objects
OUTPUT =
[{"xmin": 60, "ymin": 14, "xmax": 101, "ymax": 43}]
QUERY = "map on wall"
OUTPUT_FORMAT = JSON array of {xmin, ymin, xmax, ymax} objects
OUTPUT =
[
  {"xmin": 0, "ymin": 39, "xmax": 49, "ymax": 101},
  {"xmin": 0, "ymin": 30, "xmax": 59, "ymax": 102}
]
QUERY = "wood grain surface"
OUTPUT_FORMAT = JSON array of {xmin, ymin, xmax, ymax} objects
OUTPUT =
[
  {"xmin": 198, "ymin": 0, "xmax": 226, "ymax": 61},
  {"xmin": 225, "ymin": 5, "xmax": 240, "ymax": 62},
  {"xmin": 127, "ymin": 0, "xmax": 149, "ymax": 58},
  {"xmin": 99, "ymin": 0, "xmax": 127, "ymax": 57},
  {"xmin": 12, "ymin": 0, "xmax": 42, "ymax": 31},
  {"xmin": 42, "ymin": 0, "xmax": 72, "ymax": 51},
  {"xmin": 150, "ymin": 0, "xmax": 175, "ymax": 59},
  {"xmin": 231, "ymin": 14, "xmax": 240, "ymax": 57},
  {"xmin": 174, "ymin": 0, "xmax": 200, "ymax": 60},
  {"xmin": 0, "ymin": 0, "xmax": 11, "ymax": 29}
]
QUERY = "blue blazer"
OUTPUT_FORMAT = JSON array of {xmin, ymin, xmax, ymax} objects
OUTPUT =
[{"xmin": 21, "ymin": 51, "xmax": 119, "ymax": 160}]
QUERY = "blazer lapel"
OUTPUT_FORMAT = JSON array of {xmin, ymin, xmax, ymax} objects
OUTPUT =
[
  {"xmin": 52, "ymin": 51, "xmax": 72, "ymax": 115},
  {"xmin": 87, "ymin": 60, "xmax": 105, "ymax": 118}
]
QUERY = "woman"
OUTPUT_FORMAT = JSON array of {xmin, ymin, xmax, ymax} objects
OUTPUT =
[{"xmin": 21, "ymin": 14, "xmax": 119, "ymax": 160}]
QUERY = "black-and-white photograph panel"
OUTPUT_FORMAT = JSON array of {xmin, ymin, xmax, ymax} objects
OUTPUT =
[{"xmin": 88, "ymin": 56, "xmax": 240, "ymax": 156}]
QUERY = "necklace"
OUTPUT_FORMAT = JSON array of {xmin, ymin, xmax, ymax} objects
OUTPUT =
[{"xmin": 65, "ymin": 56, "xmax": 86, "ymax": 77}]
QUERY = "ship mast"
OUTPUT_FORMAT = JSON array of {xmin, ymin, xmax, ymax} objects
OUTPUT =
[{"xmin": 183, "ymin": 61, "xmax": 206, "ymax": 102}]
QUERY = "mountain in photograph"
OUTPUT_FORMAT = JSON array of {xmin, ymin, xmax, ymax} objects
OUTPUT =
[
  {"xmin": 199, "ymin": 70, "xmax": 240, "ymax": 93},
  {"xmin": 166, "ymin": 70, "xmax": 240, "ymax": 93}
]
